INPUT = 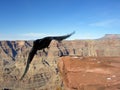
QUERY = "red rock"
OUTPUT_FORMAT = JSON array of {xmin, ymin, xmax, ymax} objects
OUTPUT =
[{"xmin": 58, "ymin": 56, "xmax": 120, "ymax": 90}]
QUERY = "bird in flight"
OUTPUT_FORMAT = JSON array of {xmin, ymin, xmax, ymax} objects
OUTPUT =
[{"xmin": 20, "ymin": 31, "xmax": 75, "ymax": 80}]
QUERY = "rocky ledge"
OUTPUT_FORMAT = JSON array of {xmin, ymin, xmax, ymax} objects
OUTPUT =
[{"xmin": 58, "ymin": 56, "xmax": 120, "ymax": 90}]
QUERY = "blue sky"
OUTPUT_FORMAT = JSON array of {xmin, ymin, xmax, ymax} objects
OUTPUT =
[{"xmin": 0, "ymin": 0, "xmax": 120, "ymax": 40}]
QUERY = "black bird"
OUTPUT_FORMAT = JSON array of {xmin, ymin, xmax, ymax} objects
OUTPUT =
[{"xmin": 20, "ymin": 31, "xmax": 75, "ymax": 80}]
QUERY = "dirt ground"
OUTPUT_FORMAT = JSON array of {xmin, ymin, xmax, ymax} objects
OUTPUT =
[{"xmin": 58, "ymin": 56, "xmax": 120, "ymax": 90}]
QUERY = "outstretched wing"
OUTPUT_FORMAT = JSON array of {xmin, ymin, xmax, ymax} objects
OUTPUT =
[
  {"xmin": 20, "ymin": 31, "xmax": 75, "ymax": 80},
  {"xmin": 52, "ymin": 31, "xmax": 75, "ymax": 41},
  {"xmin": 20, "ymin": 47, "xmax": 37, "ymax": 80}
]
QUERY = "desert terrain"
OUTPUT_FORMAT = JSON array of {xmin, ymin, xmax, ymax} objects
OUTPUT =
[
  {"xmin": 0, "ymin": 34, "xmax": 120, "ymax": 90},
  {"xmin": 58, "ymin": 56, "xmax": 120, "ymax": 90}
]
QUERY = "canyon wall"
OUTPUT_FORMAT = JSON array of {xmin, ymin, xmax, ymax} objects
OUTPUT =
[{"xmin": 0, "ymin": 35, "xmax": 120, "ymax": 89}]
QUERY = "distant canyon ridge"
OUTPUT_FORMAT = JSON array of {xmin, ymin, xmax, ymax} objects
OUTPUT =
[{"xmin": 0, "ymin": 34, "xmax": 120, "ymax": 61}]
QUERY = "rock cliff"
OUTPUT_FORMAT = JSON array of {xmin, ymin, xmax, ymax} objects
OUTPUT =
[{"xmin": 0, "ymin": 34, "xmax": 120, "ymax": 89}]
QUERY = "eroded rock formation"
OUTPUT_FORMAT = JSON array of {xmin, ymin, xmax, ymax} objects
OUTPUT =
[{"xmin": 0, "ymin": 34, "xmax": 120, "ymax": 89}]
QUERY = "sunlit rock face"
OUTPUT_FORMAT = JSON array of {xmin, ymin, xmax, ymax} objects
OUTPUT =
[{"xmin": 0, "ymin": 34, "xmax": 120, "ymax": 89}]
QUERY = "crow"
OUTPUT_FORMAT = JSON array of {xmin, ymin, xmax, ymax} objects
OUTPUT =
[{"xmin": 20, "ymin": 31, "xmax": 75, "ymax": 80}]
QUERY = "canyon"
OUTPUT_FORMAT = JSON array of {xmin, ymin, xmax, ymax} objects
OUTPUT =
[{"xmin": 0, "ymin": 34, "xmax": 120, "ymax": 90}]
